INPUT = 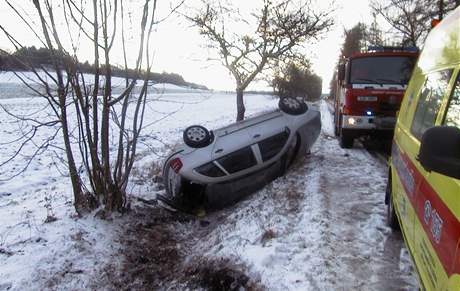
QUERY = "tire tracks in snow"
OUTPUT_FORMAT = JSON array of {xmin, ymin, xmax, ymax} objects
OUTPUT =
[{"xmin": 310, "ymin": 134, "xmax": 418, "ymax": 290}]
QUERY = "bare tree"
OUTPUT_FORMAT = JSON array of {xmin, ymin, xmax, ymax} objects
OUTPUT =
[
  {"xmin": 371, "ymin": 0, "xmax": 459, "ymax": 47},
  {"xmin": 0, "ymin": 0, "xmax": 180, "ymax": 215},
  {"xmin": 187, "ymin": 0, "xmax": 333, "ymax": 121},
  {"xmin": 371, "ymin": 0, "xmax": 429, "ymax": 47},
  {"xmin": 366, "ymin": 14, "xmax": 384, "ymax": 46}
]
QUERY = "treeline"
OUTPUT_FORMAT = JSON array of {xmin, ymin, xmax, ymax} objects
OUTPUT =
[
  {"xmin": 273, "ymin": 61, "xmax": 322, "ymax": 101},
  {"xmin": 0, "ymin": 46, "xmax": 208, "ymax": 90}
]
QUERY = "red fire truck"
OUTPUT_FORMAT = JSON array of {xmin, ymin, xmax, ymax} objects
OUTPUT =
[{"xmin": 334, "ymin": 47, "xmax": 419, "ymax": 148}]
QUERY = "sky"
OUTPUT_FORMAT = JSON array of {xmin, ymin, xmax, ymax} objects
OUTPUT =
[{"xmin": 0, "ymin": 0, "xmax": 374, "ymax": 93}]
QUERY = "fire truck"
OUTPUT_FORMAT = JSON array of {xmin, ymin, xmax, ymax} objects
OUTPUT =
[{"xmin": 334, "ymin": 46, "xmax": 419, "ymax": 148}]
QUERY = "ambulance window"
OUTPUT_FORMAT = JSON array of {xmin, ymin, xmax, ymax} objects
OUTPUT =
[
  {"xmin": 411, "ymin": 69, "xmax": 453, "ymax": 140},
  {"xmin": 443, "ymin": 75, "xmax": 460, "ymax": 129}
]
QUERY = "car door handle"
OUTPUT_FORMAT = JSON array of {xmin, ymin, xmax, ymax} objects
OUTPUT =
[
  {"xmin": 215, "ymin": 149, "xmax": 223, "ymax": 153},
  {"xmin": 253, "ymin": 134, "xmax": 261, "ymax": 139}
]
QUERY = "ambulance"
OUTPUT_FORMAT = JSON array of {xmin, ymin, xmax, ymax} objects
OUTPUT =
[{"xmin": 386, "ymin": 6, "xmax": 460, "ymax": 290}]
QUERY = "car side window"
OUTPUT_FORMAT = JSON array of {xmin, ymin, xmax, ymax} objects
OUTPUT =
[
  {"xmin": 411, "ymin": 69, "xmax": 453, "ymax": 140},
  {"xmin": 195, "ymin": 162, "xmax": 226, "ymax": 177},
  {"xmin": 443, "ymin": 74, "xmax": 460, "ymax": 129},
  {"xmin": 217, "ymin": 146, "xmax": 257, "ymax": 174},
  {"xmin": 258, "ymin": 130, "xmax": 289, "ymax": 162}
]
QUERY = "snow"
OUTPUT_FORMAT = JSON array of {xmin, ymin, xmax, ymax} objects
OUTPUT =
[
  {"xmin": 171, "ymin": 100, "xmax": 418, "ymax": 290},
  {"xmin": 0, "ymin": 79, "xmax": 276, "ymax": 290},
  {"xmin": 0, "ymin": 74, "xmax": 418, "ymax": 290},
  {"xmin": 320, "ymin": 100, "xmax": 335, "ymax": 136}
]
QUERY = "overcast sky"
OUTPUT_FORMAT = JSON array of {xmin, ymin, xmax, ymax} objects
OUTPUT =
[{"xmin": 0, "ymin": 0, "xmax": 373, "ymax": 93}]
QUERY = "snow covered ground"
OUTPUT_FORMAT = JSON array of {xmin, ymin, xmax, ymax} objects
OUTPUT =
[
  {"xmin": 162, "ymin": 101, "xmax": 418, "ymax": 290},
  {"xmin": 0, "ymin": 76, "xmax": 418, "ymax": 290},
  {"xmin": 0, "ymin": 78, "xmax": 276, "ymax": 290}
]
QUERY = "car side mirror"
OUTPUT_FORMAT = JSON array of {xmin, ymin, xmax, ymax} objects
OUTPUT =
[
  {"xmin": 418, "ymin": 126, "xmax": 460, "ymax": 179},
  {"xmin": 338, "ymin": 64, "xmax": 345, "ymax": 82}
]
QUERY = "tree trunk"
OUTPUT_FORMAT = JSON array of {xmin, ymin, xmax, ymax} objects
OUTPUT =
[
  {"xmin": 236, "ymin": 88, "xmax": 245, "ymax": 121},
  {"xmin": 439, "ymin": 0, "xmax": 444, "ymax": 20},
  {"xmin": 60, "ymin": 104, "xmax": 86, "ymax": 215}
]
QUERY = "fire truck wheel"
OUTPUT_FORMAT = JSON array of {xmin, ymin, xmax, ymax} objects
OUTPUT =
[
  {"xmin": 339, "ymin": 129, "xmax": 354, "ymax": 148},
  {"xmin": 386, "ymin": 176, "xmax": 400, "ymax": 231},
  {"xmin": 339, "ymin": 130, "xmax": 353, "ymax": 148},
  {"xmin": 333, "ymin": 113, "xmax": 339, "ymax": 136}
]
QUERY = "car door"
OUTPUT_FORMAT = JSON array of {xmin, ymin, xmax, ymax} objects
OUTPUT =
[
  {"xmin": 205, "ymin": 145, "xmax": 263, "ymax": 206},
  {"xmin": 245, "ymin": 111, "xmax": 289, "ymax": 164},
  {"xmin": 391, "ymin": 70, "xmax": 441, "ymax": 257},
  {"xmin": 409, "ymin": 69, "xmax": 458, "ymax": 290},
  {"xmin": 211, "ymin": 124, "xmax": 251, "ymax": 161}
]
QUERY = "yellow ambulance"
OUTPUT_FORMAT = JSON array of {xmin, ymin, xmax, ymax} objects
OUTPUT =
[{"xmin": 386, "ymin": 6, "xmax": 460, "ymax": 291}]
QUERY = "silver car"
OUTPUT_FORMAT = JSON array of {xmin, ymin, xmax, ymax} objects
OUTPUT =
[{"xmin": 160, "ymin": 97, "xmax": 321, "ymax": 209}]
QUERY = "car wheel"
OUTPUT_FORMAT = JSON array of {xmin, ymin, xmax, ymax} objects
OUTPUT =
[
  {"xmin": 279, "ymin": 97, "xmax": 308, "ymax": 115},
  {"xmin": 386, "ymin": 176, "xmax": 400, "ymax": 230},
  {"xmin": 183, "ymin": 125, "xmax": 212, "ymax": 148}
]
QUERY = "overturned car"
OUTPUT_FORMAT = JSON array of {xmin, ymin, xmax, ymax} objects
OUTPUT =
[{"xmin": 160, "ymin": 97, "xmax": 321, "ymax": 209}]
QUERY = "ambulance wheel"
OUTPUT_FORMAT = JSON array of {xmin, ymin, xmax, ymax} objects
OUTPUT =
[{"xmin": 386, "ymin": 176, "xmax": 400, "ymax": 231}]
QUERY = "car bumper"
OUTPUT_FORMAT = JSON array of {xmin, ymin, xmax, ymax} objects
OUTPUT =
[{"xmin": 342, "ymin": 115, "xmax": 396, "ymax": 130}]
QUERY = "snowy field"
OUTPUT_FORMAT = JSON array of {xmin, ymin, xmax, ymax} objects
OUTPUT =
[
  {"xmin": 0, "ymin": 74, "xmax": 418, "ymax": 290},
  {"xmin": 0, "ymin": 76, "xmax": 276, "ymax": 290}
]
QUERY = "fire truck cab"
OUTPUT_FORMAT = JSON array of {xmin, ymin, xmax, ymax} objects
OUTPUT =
[{"xmin": 334, "ymin": 47, "xmax": 419, "ymax": 148}]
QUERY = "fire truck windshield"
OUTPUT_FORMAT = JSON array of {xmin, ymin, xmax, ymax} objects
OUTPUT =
[{"xmin": 349, "ymin": 56, "xmax": 416, "ymax": 85}]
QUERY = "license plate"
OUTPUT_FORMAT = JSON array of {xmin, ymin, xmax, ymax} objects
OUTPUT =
[{"xmin": 357, "ymin": 96, "xmax": 378, "ymax": 102}]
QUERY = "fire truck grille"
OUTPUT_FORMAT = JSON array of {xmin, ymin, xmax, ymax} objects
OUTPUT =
[{"xmin": 379, "ymin": 102, "xmax": 400, "ymax": 111}]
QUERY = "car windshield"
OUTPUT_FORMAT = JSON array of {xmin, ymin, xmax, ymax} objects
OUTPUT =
[{"xmin": 349, "ymin": 56, "xmax": 416, "ymax": 85}]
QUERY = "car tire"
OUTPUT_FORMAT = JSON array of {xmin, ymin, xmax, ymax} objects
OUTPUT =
[
  {"xmin": 183, "ymin": 125, "xmax": 212, "ymax": 148},
  {"xmin": 386, "ymin": 176, "xmax": 400, "ymax": 231},
  {"xmin": 279, "ymin": 97, "xmax": 308, "ymax": 115}
]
